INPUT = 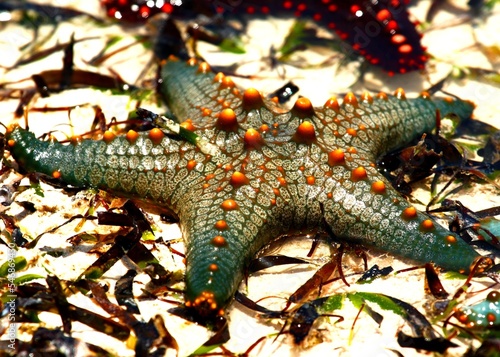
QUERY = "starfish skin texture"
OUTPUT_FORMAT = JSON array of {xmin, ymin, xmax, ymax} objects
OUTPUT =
[{"xmin": 6, "ymin": 58, "xmax": 484, "ymax": 315}]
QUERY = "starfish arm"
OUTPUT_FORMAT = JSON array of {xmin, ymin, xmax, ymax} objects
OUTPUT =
[
  {"xmin": 320, "ymin": 159, "xmax": 480, "ymax": 272},
  {"xmin": 160, "ymin": 58, "xmax": 244, "ymax": 131},
  {"xmin": 160, "ymin": 60, "xmax": 474, "ymax": 160},
  {"xmin": 5, "ymin": 127, "xmax": 198, "ymax": 209},
  {"xmin": 311, "ymin": 92, "xmax": 475, "ymax": 160}
]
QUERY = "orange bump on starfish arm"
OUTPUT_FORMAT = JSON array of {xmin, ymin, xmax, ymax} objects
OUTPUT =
[
  {"xmin": 187, "ymin": 159, "xmax": 197, "ymax": 171},
  {"xmin": 103, "ymin": 130, "xmax": 115, "ymax": 143},
  {"xmin": 371, "ymin": 180, "xmax": 386, "ymax": 194},
  {"xmin": 201, "ymin": 108, "xmax": 212, "ymax": 117},
  {"xmin": 346, "ymin": 128, "xmax": 357, "ymax": 136},
  {"xmin": 377, "ymin": 92, "xmax": 389, "ymax": 101},
  {"xmin": 180, "ymin": 119, "xmax": 195, "ymax": 132},
  {"xmin": 214, "ymin": 220, "xmax": 228, "ymax": 230},
  {"xmin": 212, "ymin": 236, "xmax": 227, "ymax": 247},
  {"xmin": 213, "ymin": 72, "xmax": 225, "ymax": 82},
  {"xmin": 445, "ymin": 235, "xmax": 457, "ymax": 244},
  {"xmin": 351, "ymin": 166, "xmax": 367, "ymax": 181},
  {"xmin": 420, "ymin": 219, "xmax": 435, "ymax": 231},
  {"xmin": 197, "ymin": 62, "xmax": 211, "ymax": 73},
  {"xmin": 148, "ymin": 128, "xmax": 165, "ymax": 144},
  {"xmin": 402, "ymin": 206, "xmax": 417, "ymax": 220},
  {"xmin": 328, "ymin": 149, "xmax": 345, "ymax": 165},
  {"xmin": 277, "ymin": 177, "xmax": 287, "ymax": 186},
  {"xmin": 242, "ymin": 88, "xmax": 263, "ymax": 110},
  {"xmin": 398, "ymin": 44, "xmax": 412, "ymax": 54},
  {"xmin": 324, "ymin": 96, "xmax": 339, "ymax": 111},
  {"xmin": 292, "ymin": 97, "xmax": 313, "ymax": 116},
  {"xmin": 360, "ymin": 92, "xmax": 373, "ymax": 104},
  {"xmin": 294, "ymin": 121, "xmax": 316, "ymax": 143},
  {"xmin": 394, "ymin": 87, "xmax": 406, "ymax": 100},
  {"xmin": 420, "ymin": 91, "xmax": 431, "ymax": 100},
  {"xmin": 244, "ymin": 128, "xmax": 263, "ymax": 148},
  {"xmin": 376, "ymin": 9, "xmax": 391, "ymax": 22},
  {"xmin": 344, "ymin": 92, "xmax": 358, "ymax": 106},
  {"xmin": 230, "ymin": 171, "xmax": 249, "ymax": 187},
  {"xmin": 209, "ymin": 263, "xmax": 218, "ymax": 271},
  {"xmin": 126, "ymin": 130, "xmax": 139, "ymax": 143},
  {"xmin": 221, "ymin": 76, "xmax": 235, "ymax": 88},
  {"xmin": 221, "ymin": 199, "xmax": 238, "ymax": 210},
  {"xmin": 217, "ymin": 108, "xmax": 238, "ymax": 131}
]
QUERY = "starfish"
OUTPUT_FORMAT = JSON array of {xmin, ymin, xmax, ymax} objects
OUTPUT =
[{"xmin": 6, "ymin": 58, "xmax": 485, "ymax": 316}]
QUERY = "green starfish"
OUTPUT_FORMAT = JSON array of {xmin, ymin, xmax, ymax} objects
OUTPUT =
[{"xmin": 6, "ymin": 58, "xmax": 487, "ymax": 315}]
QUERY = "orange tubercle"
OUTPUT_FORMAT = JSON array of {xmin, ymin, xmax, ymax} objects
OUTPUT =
[
  {"xmin": 376, "ymin": 9, "xmax": 391, "ymax": 22},
  {"xmin": 346, "ymin": 128, "xmax": 357, "ymax": 137},
  {"xmin": 398, "ymin": 44, "xmax": 412, "ymax": 54},
  {"xmin": 221, "ymin": 76, "xmax": 235, "ymax": 88},
  {"xmin": 292, "ymin": 97, "xmax": 313, "ymax": 116},
  {"xmin": 420, "ymin": 91, "xmax": 431, "ymax": 100},
  {"xmin": 213, "ymin": 72, "xmax": 225, "ymax": 83},
  {"xmin": 277, "ymin": 177, "xmax": 287, "ymax": 186},
  {"xmin": 70, "ymin": 136, "xmax": 82, "ymax": 145},
  {"xmin": 180, "ymin": 119, "xmax": 195, "ymax": 132},
  {"xmin": 456, "ymin": 313, "xmax": 469, "ymax": 324},
  {"xmin": 126, "ymin": 130, "xmax": 139, "ymax": 143},
  {"xmin": 371, "ymin": 180, "xmax": 386, "ymax": 194},
  {"xmin": 212, "ymin": 235, "xmax": 227, "ymax": 247},
  {"xmin": 445, "ymin": 235, "xmax": 457, "ymax": 244},
  {"xmin": 230, "ymin": 171, "xmax": 249, "ymax": 187},
  {"xmin": 306, "ymin": 176, "xmax": 315, "ymax": 185},
  {"xmin": 294, "ymin": 121, "xmax": 316, "ymax": 143},
  {"xmin": 189, "ymin": 291, "xmax": 218, "ymax": 311},
  {"xmin": 209, "ymin": 264, "xmax": 218, "ymax": 272},
  {"xmin": 187, "ymin": 159, "xmax": 197, "ymax": 171},
  {"xmin": 391, "ymin": 34, "xmax": 406, "ymax": 45},
  {"xmin": 103, "ymin": 130, "xmax": 115, "ymax": 143},
  {"xmin": 242, "ymin": 88, "xmax": 263, "ymax": 110},
  {"xmin": 377, "ymin": 92, "xmax": 389, "ymax": 101},
  {"xmin": 217, "ymin": 108, "xmax": 238, "ymax": 131},
  {"xmin": 324, "ymin": 96, "xmax": 339, "ymax": 111},
  {"xmin": 214, "ymin": 220, "xmax": 228, "ymax": 230},
  {"xmin": 221, "ymin": 199, "xmax": 239, "ymax": 211},
  {"xmin": 328, "ymin": 149, "xmax": 345, "ymax": 166},
  {"xmin": 197, "ymin": 62, "xmax": 211, "ymax": 74},
  {"xmin": 343, "ymin": 92, "xmax": 358, "ymax": 106},
  {"xmin": 420, "ymin": 219, "xmax": 435, "ymax": 231},
  {"xmin": 351, "ymin": 166, "xmax": 367, "ymax": 181},
  {"xmin": 244, "ymin": 128, "xmax": 263, "ymax": 149},
  {"xmin": 360, "ymin": 92, "xmax": 373, "ymax": 104},
  {"xmin": 394, "ymin": 88, "xmax": 406, "ymax": 100},
  {"xmin": 402, "ymin": 206, "xmax": 417, "ymax": 220},
  {"xmin": 148, "ymin": 128, "xmax": 165, "ymax": 144},
  {"xmin": 52, "ymin": 170, "xmax": 61, "ymax": 179}
]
